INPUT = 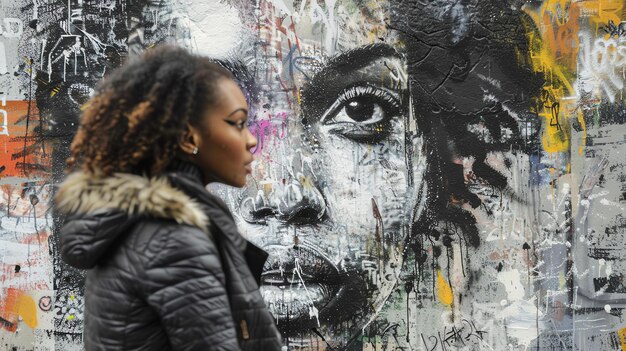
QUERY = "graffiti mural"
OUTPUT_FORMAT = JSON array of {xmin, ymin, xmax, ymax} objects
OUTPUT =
[{"xmin": 0, "ymin": 0, "xmax": 625, "ymax": 349}]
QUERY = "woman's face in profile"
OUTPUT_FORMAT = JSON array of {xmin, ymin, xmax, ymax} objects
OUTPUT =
[
  {"xmin": 191, "ymin": 78, "xmax": 257, "ymax": 188},
  {"xmin": 179, "ymin": 0, "xmax": 427, "ymax": 346}
]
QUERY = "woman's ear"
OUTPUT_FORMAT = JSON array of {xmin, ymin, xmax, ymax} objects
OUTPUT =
[{"xmin": 178, "ymin": 123, "xmax": 200, "ymax": 156}]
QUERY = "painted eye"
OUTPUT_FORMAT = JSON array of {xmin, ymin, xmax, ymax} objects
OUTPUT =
[
  {"xmin": 336, "ymin": 97, "xmax": 385, "ymax": 124},
  {"xmin": 320, "ymin": 84, "xmax": 402, "ymax": 143}
]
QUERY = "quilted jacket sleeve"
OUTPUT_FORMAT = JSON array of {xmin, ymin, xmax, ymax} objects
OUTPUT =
[{"xmin": 140, "ymin": 223, "xmax": 240, "ymax": 351}]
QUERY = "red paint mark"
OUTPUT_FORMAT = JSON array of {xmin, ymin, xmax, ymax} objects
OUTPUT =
[
  {"xmin": 0, "ymin": 101, "xmax": 45, "ymax": 176},
  {"xmin": 0, "ymin": 288, "xmax": 20, "ymax": 331}
]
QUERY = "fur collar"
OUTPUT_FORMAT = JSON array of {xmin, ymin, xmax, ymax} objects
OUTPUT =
[{"xmin": 55, "ymin": 172, "xmax": 208, "ymax": 230}]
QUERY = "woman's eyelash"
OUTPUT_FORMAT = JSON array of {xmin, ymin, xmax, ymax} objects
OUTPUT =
[{"xmin": 225, "ymin": 120, "xmax": 246, "ymax": 129}]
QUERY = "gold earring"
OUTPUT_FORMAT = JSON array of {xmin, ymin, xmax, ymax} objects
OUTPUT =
[{"xmin": 192, "ymin": 147, "xmax": 198, "ymax": 155}]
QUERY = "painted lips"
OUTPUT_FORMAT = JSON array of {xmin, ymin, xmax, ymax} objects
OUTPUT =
[{"xmin": 259, "ymin": 244, "xmax": 341, "ymax": 320}]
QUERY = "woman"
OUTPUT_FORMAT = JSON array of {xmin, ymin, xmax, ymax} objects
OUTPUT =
[{"xmin": 54, "ymin": 45, "xmax": 282, "ymax": 350}]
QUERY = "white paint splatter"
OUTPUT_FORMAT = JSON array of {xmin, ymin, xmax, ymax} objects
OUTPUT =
[
  {"xmin": 178, "ymin": 0, "xmax": 245, "ymax": 59},
  {"xmin": 497, "ymin": 269, "xmax": 525, "ymax": 302},
  {"xmin": 498, "ymin": 300, "xmax": 542, "ymax": 347}
]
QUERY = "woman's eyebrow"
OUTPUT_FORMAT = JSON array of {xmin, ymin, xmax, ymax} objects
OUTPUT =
[
  {"xmin": 304, "ymin": 44, "xmax": 402, "ymax": 91},
  {"xmin": 226, "ymin": 108, "xmax": 248, "ymax": 118}
]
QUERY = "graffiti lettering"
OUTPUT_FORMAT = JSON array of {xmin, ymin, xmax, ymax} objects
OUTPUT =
[
  {"xmin": 420, "ymin": 319, "xmax": 488, "ymax": 351},
  {"xmin": 602, "ymin": 20, "xmax": 626, "ymax": 38},
  {"xmin": 579, "ymin": 34, "xmax": 626, "ymax": 102}
]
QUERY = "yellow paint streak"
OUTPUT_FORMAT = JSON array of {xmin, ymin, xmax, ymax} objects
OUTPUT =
[
  {"xmin": 299, "ymin": 175, "xmax": 314, "ymax": 189},
  {"xmin": 80, "ymin": 101, "xmax": 92, "ymax": 111},
  {"xmin": 50, "ymin": 86, "xmax": 60, "ymax": 97},
  {"xmin": 617, "ymin": 327, "xmax": 626, "ymax": 351},
  {"xmin": 578, "ymin": 0, "xmax": 623, "ymax": 33},
  {"xmin": 577, "ymin": 109, "xmax": 587, "ymax": 155},
  {"xmin": 437, "ymin": 270, "xmax": 453, "ymax": 306},
  {"xmin": 17, "ymin": 294, "xmax": 37, "ymax": 329},
  {"xmin": 524, "ymin": 0, "xmax": 589, "ymax": 155}
]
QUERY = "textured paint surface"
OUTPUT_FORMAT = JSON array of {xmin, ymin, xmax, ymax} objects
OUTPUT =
[{"xmin": 0, "ymin": 0, "xmax": 625, "ymax": 350}]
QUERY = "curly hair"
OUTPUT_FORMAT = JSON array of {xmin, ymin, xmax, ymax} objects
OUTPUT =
[{"xmin": 67, "ymin": 45, "xmax": 233, "ymax": 176}]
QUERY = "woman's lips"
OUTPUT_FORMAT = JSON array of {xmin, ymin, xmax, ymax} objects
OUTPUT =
[{"xmin": 259, "ymin": 245, "xmax": 342, "ymax": 320}]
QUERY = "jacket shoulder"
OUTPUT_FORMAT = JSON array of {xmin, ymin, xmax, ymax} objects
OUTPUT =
[{"xmin": 127, "ymin": 218, "xmax": 216, "ymax": 263}]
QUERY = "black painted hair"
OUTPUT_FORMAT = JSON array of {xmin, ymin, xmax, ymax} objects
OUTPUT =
[
  {"xmin": 390, "ymin": 0, "xmax": 544, "ymax": 255},
  {"xmin": 67, "ymin": 44, "xmax": 233, "ymax": 176}
]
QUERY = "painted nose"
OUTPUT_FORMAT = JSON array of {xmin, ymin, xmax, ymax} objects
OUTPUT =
[{"xmin": 239, "ymin": 175, "xmax": 326, "ymax": 225}]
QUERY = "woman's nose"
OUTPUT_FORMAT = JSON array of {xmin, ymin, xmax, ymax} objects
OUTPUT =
[
  {"xmin": 245, "ymin": 127, "xmax": 258, "ymax": 151},
  {"xmin": 239, "ymin": 175, "xmax": 326, "ymax": 225}
]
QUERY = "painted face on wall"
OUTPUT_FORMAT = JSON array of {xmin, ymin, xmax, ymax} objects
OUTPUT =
[
  {"xmin": 182, "ymin": 0, "xmax": 428, "ymax": 347},
  {"xmin": 24, "ymin": 0, "xmax": 626, "ymax": 349},
  {"xmin": 240, "ymin": 52, "xmax": 423, "ymax": 346},
  {"xmin": 36, "ymin": 0, "xmax": 537, "ymax": 348}
]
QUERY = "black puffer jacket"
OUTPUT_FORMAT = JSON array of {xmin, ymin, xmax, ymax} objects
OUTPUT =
[{"xmin": 55, "ymin": 163, "xmax": 282, "ymax": 351}]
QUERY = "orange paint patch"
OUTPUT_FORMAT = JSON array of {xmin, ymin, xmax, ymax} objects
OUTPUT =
[
  {"xmin": 0, "ymin": 288, "xmax": 20, "ymax": 331},
  {"xmin": 17, "ymin": 294, "xmax": 37, "ymax": 328},
  {"xmin": 0, "ymin": 100, "xmax": 45, "ymax": 177},
  {"xmin": 437, "ymin": 270, "xmax": 454, "ymax": 306},
  {"xmin": 0, "ymin": 288, "xmax": 39, "ymax": 331},
  {"xmin": 578, "ymin": 0, "xmax": 624, "ymax": 32}
]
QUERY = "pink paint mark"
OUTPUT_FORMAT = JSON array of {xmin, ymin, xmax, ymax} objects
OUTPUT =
[{"xmin": 250, "ymin": 112, "xmax": 290, "ymax": 154}]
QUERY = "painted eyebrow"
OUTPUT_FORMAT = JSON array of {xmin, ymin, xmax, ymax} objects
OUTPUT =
[
  {"xmin": 318, "ymin": 43, "xmax": 402, "ymax": 77},
  {"xmin": 225, "ymin": 108, "xmax": 248, "ymax": 119},
  {"xmin": 303, "ymin": 43, "xmax": 402, "ymax": 100}
]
